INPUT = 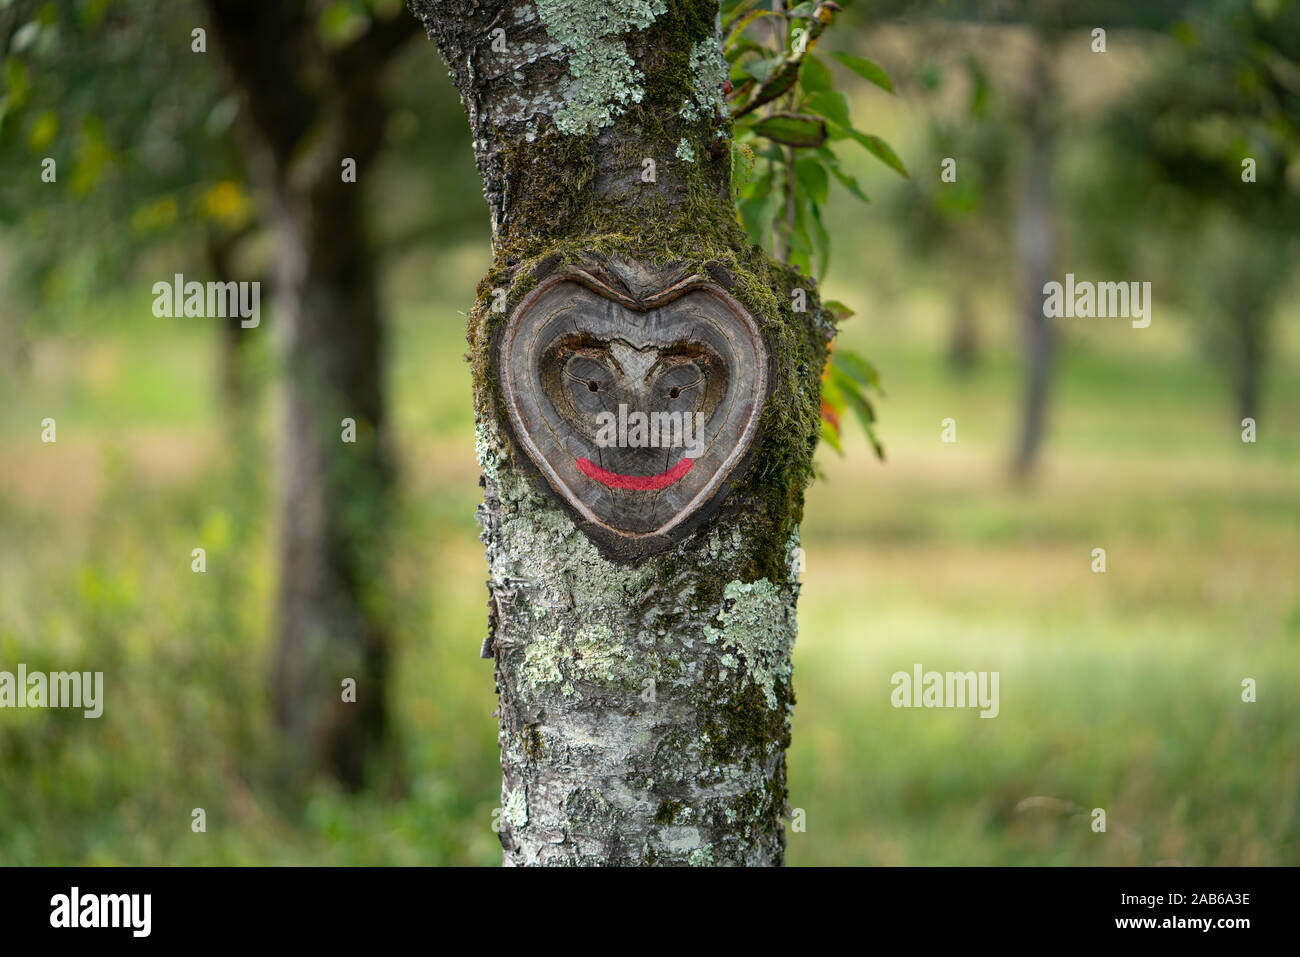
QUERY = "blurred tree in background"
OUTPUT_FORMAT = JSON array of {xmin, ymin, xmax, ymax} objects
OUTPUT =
[
  {"xmin": 0, "ymin": 0, "xmax": 484, "ymax": 789},
  {"xmin": 1083, "ymin": 0, "xmax": 1300, "ymax": 423},
  {"xmin": 888, "ymin": 48, "xmax": 1009, "ymax": 376},
  {"xmin": 199, "ymin": 0, "xmax": 418, "ymax": 791}
]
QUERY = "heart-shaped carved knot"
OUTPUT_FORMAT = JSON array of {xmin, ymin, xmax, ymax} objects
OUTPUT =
[{"xmin": 497, "ymin": 262, "xmax": 769, "ymax": 556}]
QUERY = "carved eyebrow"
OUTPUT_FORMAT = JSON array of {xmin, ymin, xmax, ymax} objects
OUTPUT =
[
  {"xmin": 668, "ymin": 377, "xmax": 704, "ymax": 392},
  {"xmin": 553, "ymin": 331, "xmax": 608, "ymax": 352},
  {"xmin": 659, "ymin": 343, "xmax": 713, "ymax": 359},
  {"xmin": 662, "ymin": 376, "xmax": 704, "ymax": 399}
]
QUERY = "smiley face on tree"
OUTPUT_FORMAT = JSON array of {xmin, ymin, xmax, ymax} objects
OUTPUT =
[{"xmin": 497, "ymin": 255, "xmax": 770, "ymax": 557}]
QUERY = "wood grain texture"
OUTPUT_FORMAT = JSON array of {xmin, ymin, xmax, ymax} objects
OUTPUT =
[{"xmin": 498, "ymin": 257, "xmax": 768, "ymax": 558}]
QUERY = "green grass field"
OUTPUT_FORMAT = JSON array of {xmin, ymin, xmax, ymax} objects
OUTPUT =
[{"xmin": 1, "ymin": 239, "xmax": 1296, "ymax": 865}]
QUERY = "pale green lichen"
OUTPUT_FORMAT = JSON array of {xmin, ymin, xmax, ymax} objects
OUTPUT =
[
  {"xmin": 522, "ymin": 630, "xmax": 566, "ymax": 690},
  {"xmin": 660, "ymin": 826, "xmax": 701, "ymax": 852},
  {"xmin": 676, "ymin": 137, "xmax": 696, "ymax": 164},
  {"xmin": 535, "ymin": 0, "xmax": 667, "ymax": 136},
  {"xmin": 520, "ymin": 623, "xmax": 643, "ymax": 696},
  {"xmin": 475, "ymin": 420, "xmax": 506, "ymax": 481},
  {"xmin": 689, "ymin": 843, "xmax": 715, "ymax": 866},
  {"xmin": 703, "ymin": 524, "xmax": 743, "ymax": 560},
  {"xmin": 705, "ymin": 578, "xmax": 794, "ymax": 710},
  {"xmin": 786, "ymin": 526, "xmax": 803, "ymax": 583},
  {"xmin": 680, "ymin": 38, "xmax": 728, "ymax": 123},
  {"xmin": 504, "ymin": 787, "xmax": 529, "ymax": 827}
]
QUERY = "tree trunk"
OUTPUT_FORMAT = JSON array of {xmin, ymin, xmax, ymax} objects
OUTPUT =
[
  {"xmin": 1221, "ymin": 251, "xmax": 1270, "ymax": 427},
  {"xmin": 412, "ymin": 0, "xmax": 832, "ymax": 865},
  {"xmin": 204, "ymin": 1, "xmax": 415, "ymax": 788},
  {"xmin": 1230, "ymin": 306, "xmax": 1264, "ymax": 426},
  {"xmin": 204, "ymin": 225, "xmax": 257, "ymax": 414},
  {"xmin": 947, "ymin": 281, "xmax": 979, "ymax": 376},
  {"xmin": 1012, "ymin": 43, "xmax": 1056, "ymax": 479}
]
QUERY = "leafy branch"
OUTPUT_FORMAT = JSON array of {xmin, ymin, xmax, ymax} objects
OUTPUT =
[{"xmin": 724, "ymin": 0, "xmax": 901, "ymax": 460}]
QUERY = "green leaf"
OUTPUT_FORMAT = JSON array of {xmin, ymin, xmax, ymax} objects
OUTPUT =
[
  {"xmin": 829, "ymin": 51, "xmax": 895, "ymax": 93},
  {"xmin": 4, "ymin": 58, "xmax": 31, "ymax": 110},
  {"xmin": 862, "ymin": 420, "xmax": 887, "ymax": 460},
  {"xmin": 831, "ymin": 349, "xmax": 884, "ymax": 394},
  {"xmin": 803, "ymin": 90, "xmax": 851, "ymax": 130},
  {"xmin": 742, "ymin": 54, "xmax": 785, "ymax": 85},
  {"xmin": 838, "ymin": 126, "xmax": 909, "ymax": 178},
  {"xmin": 726, "ymin": 9, "xmax": 777, "ymax": 46},
  {"xmin": 828, "ymin": 163, "xmax": 870, "ymax": 201},
  {"xmin": 819, "ymin": 419, "xmax": 844, "ymax": 455},
  {"xmin": 752, "ymin": 112, "xmax": 827, "ymax": 148},
  {"xmin": 722, "ymin": 0, "xmax": 761, "ymax": 30},
  {"xmin": 726, "ymin": 39, "xmax": 763, "ymax": 64},
  {"xmin": 808, "ymin": 200, "xmax": 831, "ymax": 278},
  {"xmin": 823, "ymin": 299, "xmax": 855, "ymax": 321},
  {"xmin": 818, "ymin": 147, "xmax": 870, "ymax": 202},
  {"xmin": 741, "ymin": 167, "xmax": 772, "ymax": 202},
  {"xmin": 731, "ymin": 140, "xmax": 757, "ymax": 196},
  {"xmin": 830, "ymin": 363, "xmax": 886, "ymax": 459},
  {"xmin": 27, "ymin": 109, "xmax": 57, "ymax": 152},
  {"xmin": 784, "ymin": 177, "xmax": 829, "ymax": 279},
  {"xmin": 794, "ymin": 154, "xmax": 829, "ymax": 205},
  {"xmin": 318, "ymin": 1, "xmax": 370, "ymax": 51},
  {"xmin": 800, "ymin": 53, "xmax": 833, "ymax": 94},
  {"xmin": 821, "ymin": 369, "xmax": 846, "ymax": 413},
  {"xmin": 831, "ymin": 366, "xmax": 875, "ymax": 423},
  {"xmin": 11, "ymin": 20, "xmax": 41, "ymax": 54},
  {"xmin": 788, "ymin": 214, "xmax": 814, "ymax": 263},
  {"xmin": 748, "ymin": 141, "xmax": 786, "ymax": 164},
  {"xmin": 738, "ymin": 171, "xmax": 780, "ymax": 246}
]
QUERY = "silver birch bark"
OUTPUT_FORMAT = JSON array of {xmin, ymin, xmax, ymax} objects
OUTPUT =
[{"xmin": 410, "ymin": 0, "xmax": 833, "ymax": 865}]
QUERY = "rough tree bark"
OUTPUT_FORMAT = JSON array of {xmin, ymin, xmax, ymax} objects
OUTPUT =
[
  {"xmin": 411, "ymin": 0, "xmax": 833, "ymax": 865},
  {"xmin": 204, "ymin": 1, "xmax": 417, "ymax": 787}
]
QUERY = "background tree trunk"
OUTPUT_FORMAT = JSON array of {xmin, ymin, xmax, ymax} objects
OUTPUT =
[
  {"xmin": 1218, "ymin": 243, "xmax": 1272, "ymax": 427},
  {"xmin": 204, "ymin": 224, "xmax": 258, "ymax": 414},
  {"xmin": 413, "ymin": 0, "xmax": 832, "ymax": 865},
  {"xmin": 204, "ymin": 1, "xmax": 416, "ymax": 788},
  {"xmin": 1012, "ymin": 41, "xmax": 1057, "ymax": 479},
  {"xmin": 947, "ymin": 281, "xmax": 979, "ymax": 376},
  {"xmin": 1229, "ymin": 303, "xmax": 1264, "ymax": 426}
]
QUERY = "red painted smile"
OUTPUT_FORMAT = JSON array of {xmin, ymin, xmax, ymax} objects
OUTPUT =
[{"xmin": 576, "ymin": 456, "xmax": 695, "ymax": 491}]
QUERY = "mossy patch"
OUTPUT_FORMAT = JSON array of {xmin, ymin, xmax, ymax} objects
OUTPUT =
[{"xmin": 655, "ymin": 798, "xmax": 686, "ymax": 825}]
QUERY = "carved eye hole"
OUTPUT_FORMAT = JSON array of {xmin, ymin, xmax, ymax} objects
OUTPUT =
[
  {"xmin": 668, "ymin": 386, "xmax": 680, "ymax": 399},
  {"xmin": 557, "ymin": 347, "xmax": 611, "ymax": 400}
]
